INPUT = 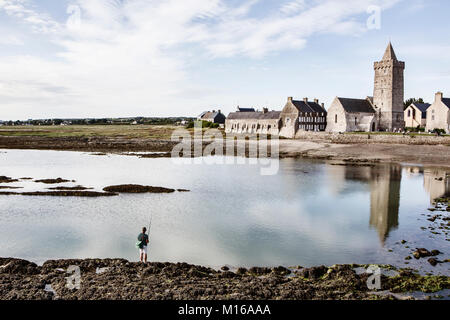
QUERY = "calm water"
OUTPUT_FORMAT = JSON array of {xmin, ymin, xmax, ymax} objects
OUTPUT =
[{"xmin": 0, "ymin": 149, "xmax": 448, "ymax": 274}]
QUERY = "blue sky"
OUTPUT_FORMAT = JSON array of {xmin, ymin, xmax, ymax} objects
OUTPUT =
[{"xmin": 0, "ymin": 0, "xmax": 448, "ymax": 120}]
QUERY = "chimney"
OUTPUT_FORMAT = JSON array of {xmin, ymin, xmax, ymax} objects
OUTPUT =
[
  {"xmin": 321, "ymin": 103, "xmax": 325, "ymax": 109},
  {"xmin": 303, "ymin": 97, "xmax": 308, "ymax": 103},
  {"xmin": 435, "ymin": 91, "xmax": 443, "ymax": 102},
  {"xmin": 287, "ymin": 97, "xmax": 293, "ymax": 102},
  {"xmin": 212, "ymin": 110, "xmax": 216, "ymax": 113},
  {"xmin": 263, "ymin": 108, "xmax": 268, "ymax": 114},
  {"xmin": 314, "ymin": 98, "xmax": 319, "ymax": 104},
  {"xmin": 218, "ymin": 109, "xmax": 221, "ymax": 114}
]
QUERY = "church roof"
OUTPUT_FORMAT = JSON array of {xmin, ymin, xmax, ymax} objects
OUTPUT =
[
  {"xmin": 382, "ymin": 42, "xmax": 398, "ymax": 61},
  {"xmin": 337, "ymin": 98, "xmax": 376, "ymax": 113},
  {"xmin": 227, "ymin": 111, "xmax": 281, "ymax": 120}
]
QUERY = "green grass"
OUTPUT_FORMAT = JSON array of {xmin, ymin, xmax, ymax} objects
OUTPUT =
[
  {"xmin": 0, "ymin": 125, "xmax": 225, "ymax": 140},
  {"xmin": 0, "ymin": 125, "xmax": 179, "ymax": 139}
]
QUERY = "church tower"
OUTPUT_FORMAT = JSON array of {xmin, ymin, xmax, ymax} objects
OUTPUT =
[{"xmin": 373, "ymin": 42, "xmax": 405, "ymax": 131}]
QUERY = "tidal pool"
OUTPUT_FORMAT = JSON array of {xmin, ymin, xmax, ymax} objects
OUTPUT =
[{"xmin": 0, "ymin": 149, "xmax": 448, "ymax": 274}]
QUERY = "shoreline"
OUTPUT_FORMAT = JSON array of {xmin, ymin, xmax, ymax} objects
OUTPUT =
[
  {"xmin": 1, "ymin": 135, "xmax": 450, "ymax": 168},
  {"xmin": 1, "ymin": 257, "xmax": 449, "ymax": 300}
]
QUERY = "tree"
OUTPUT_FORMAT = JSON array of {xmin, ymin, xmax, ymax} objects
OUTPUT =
[{"xmin": 404, "ymin": 98, "xmax": 424, "ymax": 110}]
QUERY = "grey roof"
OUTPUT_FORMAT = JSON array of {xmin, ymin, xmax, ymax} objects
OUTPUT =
[
  {"xmin": 227, "ymin": 111, "xmax": 281, "ymax": 120},
  {"xmin": 411, "ymin": 103, "xmax": 431, "ymax": 118},
  {"xmin": 442, "ymin": 98, "xmax": 450, "ymax": 109},
  {"xmin": 412, "ymin": 103, "xmax": 431, "ymax": 113},
  {"xmin": 198, "ymin": 111, "xmax": 208, "ymax": 118},
  {"xmin": 237, "ymin": 107, "xmax": 256, "ymax": 112},
  {"xmin": 291, "ymin": 100, "xmax": 326, "ymax": 113},
  {"xmin": 337, "ymin": 98, "xmax": 375, "ymax": 113},
  {"xmin": 201, "ymin": 111, "xmax": 219, "ymax": 120}
]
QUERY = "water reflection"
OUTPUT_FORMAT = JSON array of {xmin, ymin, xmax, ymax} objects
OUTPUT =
[
  {"xmin": 423, "ymin": 169, "xmax": 450, "ymax": 203},
  {"xmin": 0, "ymin": 150, "xmax": 448, "ymax": 273},
  {"xmin": 369, "ymin": 165, "xmax": 401, "ymax": 245},
  {"xmin": 327, "ymin": 164, "xmax": 401, "ymax": 245}
]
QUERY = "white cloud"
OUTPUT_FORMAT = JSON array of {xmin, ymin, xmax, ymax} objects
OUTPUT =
[{"xmin": 0, "ymin": 0, "xmax": 402, "ymax": 119}]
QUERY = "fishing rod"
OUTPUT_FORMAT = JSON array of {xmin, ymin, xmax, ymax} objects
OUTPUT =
[{"xmin": 147, "ymin": 210, "xmax": 153, "ymax": 243}]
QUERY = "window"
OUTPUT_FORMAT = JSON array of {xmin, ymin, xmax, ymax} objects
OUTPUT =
[
  {"xmin": 335, "ymin": 115, "xmax": 338, "ymax": 123},
  {"xmin": 412, "ymin": 109, "xmax": 416, "ymax": 118},
  {"xmin": 408, "ymin": 110, "xmax": 411, "ymax": 117},
  {"xmin": 355, "ymin": 117, "xmax": 357, "ymax": 125}
]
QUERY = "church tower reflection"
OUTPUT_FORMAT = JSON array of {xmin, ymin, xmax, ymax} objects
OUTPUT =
[
  {"xmin": 369, "ymin": 165, "xmax": 402, "ymax": 245},
  {"xmin": 325, "ymin": 163, "xmax": 403, "ymax": 245}
]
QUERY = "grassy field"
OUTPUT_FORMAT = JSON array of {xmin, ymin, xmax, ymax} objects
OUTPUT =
[
  {"xmin": 0, "ymin": 125, "xmax": 183, "ymax": 139},
  {"xmin": 0, "ymin": 125, "xmax": 447, "ymax": 140}
]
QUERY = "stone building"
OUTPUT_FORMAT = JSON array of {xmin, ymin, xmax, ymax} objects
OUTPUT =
[
  {"xmin": 404, "ymin": 102, "xmax": 430, "ymax": 129},
  {"xmin": 225, "ymin": 108, "xmax": 281, "ymax": 135},
  {"xmin": 197, "ymin": 110, "xmax": 226, "ymax": 124},
  {"xmin": 425, "ymin": 92, "xmax": 450, "ymax": 133},
  {"xmin": 326, "ymin": 42, "xmax": 405, "ymax": 133},
  {"xmin": 279, "ymin": 97, "xmax": 327, "ymax": 138},
  {"xmin": 326, "ymin": 97, "xmax": 377, "ymax": 133},
  {"xmin": 373, "ymin": 42, "xmax": 405, "ymax": 132}
]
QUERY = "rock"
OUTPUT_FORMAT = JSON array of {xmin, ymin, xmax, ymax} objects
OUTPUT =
[
  {"xmin": 272, "ymin": 266, "xmax": 291, "ymax": 275},
  {"xmin": 296, "ymin": 266, "xmax": 328, "ymax": 280},
  {"xmin": 0, "ymin": 176, "xmax": 19, "ymax": 183},
  {"xmin": 103, "ymin": 185, "xmax": 175, "ymax": 193},
  {"xmin": 431, "ymin": 250, "xmax": 441, "ymax": 256},
  {"xmin": 219, "ymin": 271, "xmax": 236, "ymax": 279},
  {"xmin": 0, "ymin": 258, "xmax": 40, "ymax": 275},
  {"xmin": 404, "ymin": 256, "xmax": 412, "ymax": 260},
  {"xmin": 35, "ymin": 178, "xmax": 72, "ymax": 184},
  {"xmin": 401, "ymin": 240, "xmax": 407, "ymax": 244},
  {"xmin": 427, "ymin": 258, "xmax": 439, "ymax": 267},
  {"xmin": 220, "ymin": 266, "xmax": 229, "ymax": 271},
  {"xmin": 48, "ymin": 186, "xmax": 93, "ymax": 191},
  {"xmin": 0, "ymin": 191, "xmax": 117, "ymax": 197},
  {"xmin": 236, "ymin": 267, "xmax": 247, "ymax": 275},
  {"xmin": 248, "ymin": 267, "xmax": 271, "ymax": 276},
  {"xmin": 413, "ymin": 248, "xmax": 432, "ymax": 258}
]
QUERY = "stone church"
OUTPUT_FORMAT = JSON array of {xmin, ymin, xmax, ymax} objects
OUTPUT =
[{"xmin": 327, "ymin": 42, "xmax": 405, "ymax": 133}]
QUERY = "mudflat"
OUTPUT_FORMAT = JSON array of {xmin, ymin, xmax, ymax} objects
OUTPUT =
[{"xmin": 0, "ymin": 125, "xmax": 449, "ymax": 167}]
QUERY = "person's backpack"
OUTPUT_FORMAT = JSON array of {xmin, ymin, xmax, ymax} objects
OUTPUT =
[{"xmin": 136, "ymin": 233, "xmax": 144, "ymax": 249}]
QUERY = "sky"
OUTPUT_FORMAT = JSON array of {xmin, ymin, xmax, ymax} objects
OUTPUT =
[{"xmin": 0, "ymin": 0, "xmax": 449, "ymax": 120}]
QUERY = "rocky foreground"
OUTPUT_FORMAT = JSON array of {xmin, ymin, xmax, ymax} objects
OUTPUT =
[{"xmin": 0, "ymin": 258, "xmax": 448, "ymax": 300}]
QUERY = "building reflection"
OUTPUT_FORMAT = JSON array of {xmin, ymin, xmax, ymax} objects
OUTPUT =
[
  {"xmin": 369, "ymin": 165, "xmax": 401, "ymax": 245},
  {"xmin": 423, "ymin": 169, "xmax": 450, "ymax": 203},
  {"xmin": 326, "ymin": 163, "xmax": 402, "ymax": 245}
]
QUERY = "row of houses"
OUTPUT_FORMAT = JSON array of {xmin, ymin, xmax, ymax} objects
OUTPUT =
[
  {"xmin": 198, "ymin": 43, "xmax": 449, "ymax": 137},
  {"xmin": 199, "ymin": 90, "xmax": 450, "ymax": 137},
  {"xmin": 404, "ymin": 92, "xmax": 450, "ymax": 132}
]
